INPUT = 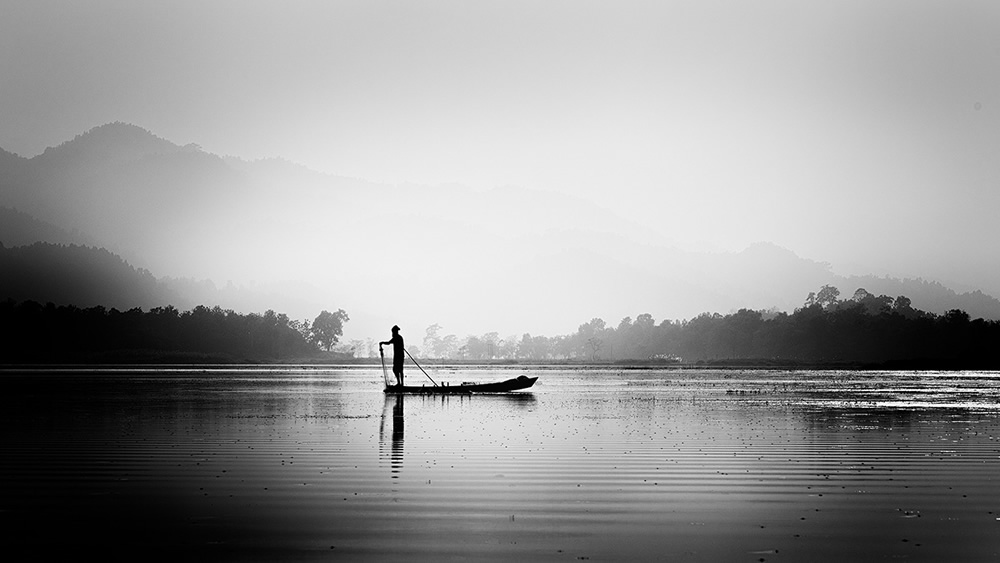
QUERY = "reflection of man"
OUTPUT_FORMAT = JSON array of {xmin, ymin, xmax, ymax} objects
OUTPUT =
[
  {"xmin": 379, "ymin": 325, "xmax": 404, "ymax": 386},
  {"xmin": 391, "ymin": 394, "xmax": 404, "ymax": 474},
  {"xmin": 379, "ymin": 395, "xmax": 405, "ymax": 479}
]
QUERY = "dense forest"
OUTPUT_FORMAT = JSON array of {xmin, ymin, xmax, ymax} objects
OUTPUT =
[
  {"xmin": 0, "ymin": 300, "xmax": 348, "ymax": 363},
  {"xmin": 1, "ymin": 284, "xmax": 997, "ymax": 366},
  {"xmin": 0, "ymin": 286, "xmax": 1000, "ymax": 368},
  {"xmin": 409, "ymin": 286, "xmax": 1000, "ymax": 367}
]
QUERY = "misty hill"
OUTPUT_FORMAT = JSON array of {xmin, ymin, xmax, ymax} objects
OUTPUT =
[
  {"xmin": 0, "ymin": 123, "xmax": 245, "ymax": 273},
  {"xmin": 0, "ymin": 241, "xmax": 328, "ymax": 326},
  {"xmin": 0, "ymin": 206, "xmax": 93, "ymax": 247},
  {"xmin": 0, "ymin": 147, "xmax": 26, "ymax": 178},
  {"xmin": 29, "ymin": 122, "xmax": 186, "ymax": 175},
  {"xmin": 0, "ymin": 242, "xmax": 176, "ymax": 310},
  {"xmin": 3, "ymin": 122, "xmax": 999, "ymax": 338}
]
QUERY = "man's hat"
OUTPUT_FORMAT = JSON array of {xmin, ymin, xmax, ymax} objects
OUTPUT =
[{"xmin": 391, "ymin": 325, "xmax": 400, "ymax": 331}]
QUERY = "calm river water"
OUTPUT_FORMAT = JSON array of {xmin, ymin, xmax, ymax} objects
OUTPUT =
[{"xmin": 2, "ymin": 366, "xmax": 1000, "ymax": 561}]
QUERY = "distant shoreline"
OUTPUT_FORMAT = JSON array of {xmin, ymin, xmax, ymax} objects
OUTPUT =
[{"xmin": 2, "ymin": 356, "xmax": 995, "ymax": 371}]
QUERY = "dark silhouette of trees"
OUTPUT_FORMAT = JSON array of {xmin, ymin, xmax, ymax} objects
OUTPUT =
[
  {"xmin": 434, "ymin": 286, "xmax": 999, "ymax": 367},
  {"xmin": 566, "ymin": 287, "xmax": 998, "ymax": 366},
  {"xmin": 311, "ymin": 309, "xmax": 349, "ymax": 351},
  {"xmin": 18, "ymin": 280, "xmax": 984, "ymax": 365},
  {"xmin": 0, "ymin": 300, "xmax": 339, "ymax": 362}
]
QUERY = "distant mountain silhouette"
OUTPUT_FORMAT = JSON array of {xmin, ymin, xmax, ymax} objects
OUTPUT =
[
  {"xmin": 2, "ymin": 122, "xmax": 999, "ymax": 335},
  {"xmin": 0, "ymin": 206, "xmax": 92, "ymax": 247},
  {"xmin": 30, "ymin": 122, "xmax": 185, "ymax": 173},
  {"xmin": 0, "ymin": 242, "xmax": 177, "ymax": 310},
  {"xmin": 0, "ymin": 238, "xmax": 329, "ymax": 324},
  {"xmin": 0, "ymin": 123, "xmax": 244, "ymax": 273}
]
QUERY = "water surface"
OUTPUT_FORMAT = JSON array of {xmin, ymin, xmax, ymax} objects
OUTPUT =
[{"xmin": 2, "ymin": 367, "xmax": 999, "ymax": 561}]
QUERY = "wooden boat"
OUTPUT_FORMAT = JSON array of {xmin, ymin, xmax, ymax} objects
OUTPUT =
[{"xmin": 384, "ymin": 375, "xmax": 538, "ymax": 394}]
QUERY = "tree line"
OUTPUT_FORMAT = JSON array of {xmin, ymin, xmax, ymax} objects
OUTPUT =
[
  {"xmin": 0, "ymin": 300, "xmax": 348, "ymax": 363},
  {"xmin": 4, "ymin": 285, "xmax": 997, "ymax": 367},
  {"xmin": 389, "ymin": 286, "xmax": 999, "ymax": 367}
]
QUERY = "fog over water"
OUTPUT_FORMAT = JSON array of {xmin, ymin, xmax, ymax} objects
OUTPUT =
[{"xmin": 2, "ymin": 2, "xmax": 999, "ymax": 339}]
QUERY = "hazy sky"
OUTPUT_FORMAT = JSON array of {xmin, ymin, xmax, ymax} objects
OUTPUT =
[{"xmin": 3, "ymin": 1, "xmax": 999, "ymax": 289}]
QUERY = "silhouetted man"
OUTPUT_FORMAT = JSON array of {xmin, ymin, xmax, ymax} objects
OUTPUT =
[{"xmin": 380, "ymin": 325, "xmax": 404, "ymax": 386}]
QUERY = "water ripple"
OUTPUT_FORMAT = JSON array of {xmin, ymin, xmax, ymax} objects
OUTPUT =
[{"xmin": 2, "ymin": 368, "xmax": 999, "ymax": 561}]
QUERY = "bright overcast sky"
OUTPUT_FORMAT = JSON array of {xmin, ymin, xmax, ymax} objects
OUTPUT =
[{"xmin": 2, "ymin": 1, "xmax": 999, "ymax": 290}]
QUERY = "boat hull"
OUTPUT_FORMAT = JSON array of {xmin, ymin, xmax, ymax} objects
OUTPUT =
[{"xmin": 384, "ymin": 375, "xmax": 538, "ymax": 394}]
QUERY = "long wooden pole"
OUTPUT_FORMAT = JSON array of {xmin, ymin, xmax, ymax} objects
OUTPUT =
[
  {"xmin": 405, "ymin": 348, "xmax": 439, "ymax": 386},
  {"xmin": 379, "ymin": 348, "xmax": 391, "ymax": 386}
]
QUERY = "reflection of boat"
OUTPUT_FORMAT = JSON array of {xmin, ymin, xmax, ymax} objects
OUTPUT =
[{"xmin": 384, "ymin": 375, "xmax": 538, "ymax": 394}]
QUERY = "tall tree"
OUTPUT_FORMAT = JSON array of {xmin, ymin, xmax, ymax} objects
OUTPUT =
[
  {"xmin": 423, "ymin": 324, "xmax": 442, "ymax": 357},
  {"xmin": 816, "ymin": 285, "xmax": 841, "ymax": 309},
  {"xmin": 311, "ymin": 309, "xmax": 349, "ymax": 351}
]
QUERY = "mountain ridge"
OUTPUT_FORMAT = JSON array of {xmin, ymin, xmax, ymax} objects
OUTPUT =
[{"xmin": 2, "ymin": 122, "xmax": 999, "ymax": 337}]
